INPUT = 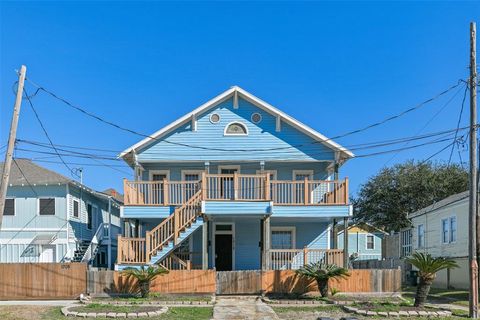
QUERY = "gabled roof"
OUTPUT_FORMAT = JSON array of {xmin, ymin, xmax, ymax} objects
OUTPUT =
[
  {"xmin": 119, "ymin": 86, "xmax": 354, "ymax": 162},
  {"xmin": 408, "ymin": 191, "xmax": 468, "ymax": 219},
  {"xmin": 2, "ymin": 159, "xmax": 123, "ymax": 205},
  {"xmin": 2, "ymin": 158, "xmax": 72, "ymax": 186}
]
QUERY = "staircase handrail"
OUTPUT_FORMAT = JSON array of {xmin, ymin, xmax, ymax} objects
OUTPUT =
[{"xmin": 81, "ymin": 223, "xmax": 107, "ymax": 263}]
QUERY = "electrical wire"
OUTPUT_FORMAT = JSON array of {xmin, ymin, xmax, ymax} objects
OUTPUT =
[
  {"xmin": 25, "ymin": 77, "xmax": 465, "ymax": 153},
  {"xmin": 448, "ymin": 85, "xmax": 469, "ymax": 164},
  {"xmin": 23, "ymin": 88, "xmax": 76, "ymax": 178}
]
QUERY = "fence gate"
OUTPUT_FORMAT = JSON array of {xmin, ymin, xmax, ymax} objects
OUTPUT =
[{"xmin": 216, "ymin": 271, "xmax": 263, "ymax": 295}]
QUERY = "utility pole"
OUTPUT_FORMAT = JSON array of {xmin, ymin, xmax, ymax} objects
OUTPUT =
[
  {"xmin": 0, "ymin": 65, "xmax": 27, "ymax": 231},
  {"xmin": 469, "ymin": 22, "xmax": 478, "ymax": 319}
]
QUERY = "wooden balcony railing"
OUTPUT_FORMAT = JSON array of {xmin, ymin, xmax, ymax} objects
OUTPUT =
[
  {"xmin": 117, "ymin": 236, "xmax": 146, "ymax": 264},
  {"xmin": 124, "ymin": 174, "xmax": 348, "ymax": 206},
  {"xmin": 269, "ymin": 248, "xmax": 344, "ymax": 270}
]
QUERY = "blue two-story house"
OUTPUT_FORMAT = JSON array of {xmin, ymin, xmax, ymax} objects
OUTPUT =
[
  {"xmin": 0, "ymin": 159, "xmax": 122, "ymax": 268},
  {"xmin": 117, "ymin": 86, "xmax": 353, "ymax": 271}
]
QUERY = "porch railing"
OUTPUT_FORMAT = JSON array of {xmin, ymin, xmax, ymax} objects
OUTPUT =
[
  {"xmin": 268, "ymin": 248, "xmax": 344, "ymax": 270},
  {"xmin": 124, "ymin": 174, "xmax": 348, "ymax": 206},
  {"xmin": 117, "ymin": 236, "xmax": 146, "ymax": 264}
]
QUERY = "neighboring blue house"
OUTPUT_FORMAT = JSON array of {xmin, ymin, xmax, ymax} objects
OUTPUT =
[
  {"xmin": 117, "ymin": 86, "xmax": 353, "ymax": 271},
  {"xmin": 0, "ymin": 159, "xmax": 122, "ymax": 268},
  {"xmin": 337, "ymin": 223, "xmax": 386, "ymax": 262}
]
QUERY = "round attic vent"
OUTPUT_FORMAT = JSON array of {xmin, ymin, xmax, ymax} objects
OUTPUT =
[
  {"xmin": 251, "ymin": 112, "xmax": 262, "ymax": 124},
  {"xmin": 210, "ymin": 113, "xmax": 220, "ymax": 124}
]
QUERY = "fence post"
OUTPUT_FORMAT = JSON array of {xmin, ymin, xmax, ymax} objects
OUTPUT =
[
  {"xmin": 117, "ymin": 235, "xmax": 122, "ymax": 264},
  {"xmin": 304, "ymin": 177, "xmax": 308, "ymax": 205},
  {"xmin": 145, "ymin": 231, "xmax": 151, "ymax": 263},
  {"xmin": 123, "ymin": 178, "xmax": 128, "ymax": 205},
  {"xmin": 303, "ymin": 246, "xmax": 308, "ymax": 266},
  {"xmin": 202, "ymin": 172, "xmax": 207, "ymax": 200},
  {"xmin": 234, "ymin": 172, "xmax": 239, "ymax": 200},
  {"xmin": 174, "ymin": 209, "xmax": 179, "ymax": 245},
  {"xmin": 265, "ymin": 174, "xmax": 270, "ymax": 200},
  {"xmin": 163, "ymin": 178, "xmax": 169, "ymax": 205},
  {"xmin": 344, "ymin": 177, "xmax": 349, "ymax": 204}
]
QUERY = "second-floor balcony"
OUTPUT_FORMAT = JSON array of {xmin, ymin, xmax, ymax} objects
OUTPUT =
[{"xmin": 123, "ymin": 173, "xmax": 348, "ymax": 206}]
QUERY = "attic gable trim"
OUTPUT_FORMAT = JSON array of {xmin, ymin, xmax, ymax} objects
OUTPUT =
[
  {"xmin": 119, "ymin": 87, "xmax": 236, "ymax": 157},
  {"xmin": 119, "ymin": 86, "xmax": 354, "ymax": 159}
]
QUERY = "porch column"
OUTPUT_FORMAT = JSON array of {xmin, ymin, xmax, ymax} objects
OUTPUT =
[
  {"xmin": 331, "ymin": 219, "xmax": 338, "ymax": 249},
  {"xmin": 343, "ymin": 217, "xmax": 349, "ymax": 268},
  {"xmin": 202, "ymin": 220, "xmax": 208, "ymax": 270},
  {"xmin": 262, "ymin": 216, "xmax": 271, "ymax": 270}
]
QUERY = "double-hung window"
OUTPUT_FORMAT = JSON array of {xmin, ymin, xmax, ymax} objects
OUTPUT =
[
  {"xmin": 4, "ymin": 199, "xmax": 15, "ymax": 216},
  {"xmin": 417, "ymin": 224, "xmax": 425, "ymax": 248},
  {"xmin": 39, "ymin": 198, "xmax": 55, "ymax": 215},
  {"xmin": 441, "ymin": 218, "xmax": 449, "ymax": 244},
  {"xmin": 366, "ymin": 234, "xmax": 375, "ymax": 250},
  {"xmin": 271, "ymin": 227, "xmax": 295, "ymax": 249},
  {"xmin": 450, "ymin": 217, "xmax": 457, "ymax": 243}
]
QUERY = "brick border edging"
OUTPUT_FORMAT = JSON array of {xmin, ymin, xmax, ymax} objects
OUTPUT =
[
  {"xmin": 342, "ymin": 305, "xmax": 453, "ymax": 317},
  {"xmin": 89, "ymin": 300, "xmax": 213, "ymax": 305},
  {"xmin": 61, "ymin": 305, "xmax": 168, "ymax": 318}
]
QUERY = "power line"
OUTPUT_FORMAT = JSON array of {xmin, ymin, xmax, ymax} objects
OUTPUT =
[
  {"xmin": 14, "ymin": 129, "xmax": 463, "ymax": 163},
  {"xmin": 383, "ymin": 81, "xmax": 467, "ymax": 166},
  {"xmin": 449, "ymin": 84, "xmax": 469, "ymax": 164},
  {"xmin": 12, "ymin": 158, "xmax": 38, "ymax": 197},
  {"xmin": 25, "ymin": 77, "xmax": 465, "ymax": 153},
  {"xmin": 23, "ymin": 88, "xmax": 76, "ymax": 178}
]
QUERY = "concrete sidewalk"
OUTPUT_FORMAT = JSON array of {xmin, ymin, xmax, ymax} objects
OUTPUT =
[
  {"xmin": 213, "ymin": 296, "xmax": 279, "ymax": 320},
  {"xmin": 0, "ymin": 300, "xmax": 76, "ymax": 306}
]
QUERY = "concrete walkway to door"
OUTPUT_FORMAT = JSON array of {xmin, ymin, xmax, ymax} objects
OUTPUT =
[{"xmin": 213, "ymin": 296, "xmax": 279, "ymax": 320}]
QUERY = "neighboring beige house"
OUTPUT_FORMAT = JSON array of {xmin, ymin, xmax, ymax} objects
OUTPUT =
[{"xmin": 409, "ymin": 191, "xmax": 468, "ymax": 289}]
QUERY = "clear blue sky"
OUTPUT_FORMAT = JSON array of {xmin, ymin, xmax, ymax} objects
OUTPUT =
[{"xmin": 1, "ymin": 1, "xmax": 479, "ymax": 195}]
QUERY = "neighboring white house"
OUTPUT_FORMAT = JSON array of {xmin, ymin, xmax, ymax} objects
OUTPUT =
[{"xmin": 409, "ymin": 191, "xmax": 468, "ymax": 289}]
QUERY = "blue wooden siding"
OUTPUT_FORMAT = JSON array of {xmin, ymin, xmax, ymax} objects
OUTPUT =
[
  {"xmin": 204, "ymin": 201, "xmax": 270, "ymax": 215},
  {"xmin": 136, "ymin": 97, "xmax": 335, "ymax": 162},
  {"xmin": 271, "ymin": 205, "xmax": 351, "ymax": 218},
  {"xmin": 337, "ymin": 231, "xmax": 383, "ymax": 261},
  {"xmin": 122, "ymin": 206, "xmax": 173, "ymax": 219}
]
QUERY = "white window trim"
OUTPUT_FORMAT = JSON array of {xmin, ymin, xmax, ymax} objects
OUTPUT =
[
  {"xmin": 86, "ymin": 202, "xmax": 98, "ymax": 231},
  {"xmin": 218, "ymin": 165, "xmax": 241, "ymax": 174},
  {"xmin": 212, "ymin": 222, "xmax": 236, "ymax": 270},
  {"xmin": 271, "ymin": 226, "xmax": 296, "ymax": 249},
  {"xmin": 256, "ymin": 170, "xmax": 277, "ymax": 180},
  {"xmin": 441, "ymin": 218, "xmax": 450, "ymax": 244},
  {"xmin": 365, "ymin": 233, "xmax": 375, "ymax": 250},
  {"xmin": 72, "ymin": 199, "xmax": 80, "ymax": 219},
  {"xmin": 223, "ymin": 121, "xmax": 249, "ymax": 136},
  {"xmin": 209, "ymin": 113, "xmax": 221, "ymax": 124},
  {"xmin": 417, "ymin": 224, "xmax": 424, "ymax": 249},
  {"xmin": 449, "ymin": 215, "xmax": 457, "ymax": 244},
  {"xmin": 37, "ymin": 197, "xmax": 56, "ymax": 216},
  {"xmin": 251, "ymin": 112, "xmax": 262, "ymax": 124},
  {"xmin": 4, "ymin": 198, "xmax": 15, "ymax": 216},
  {"xmin": 292, "ymin": 170, "xmax": 314, "ymax": 180},
  {"xmin": 149, "ymin": 170, "xmax": 170, "ymax": 181},
  {"xmin": 181, "ymin": 170, "xmax": 204, "ymax": 181}
]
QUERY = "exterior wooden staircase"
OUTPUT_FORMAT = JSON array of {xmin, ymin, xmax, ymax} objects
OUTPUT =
[{"xmin": 117, "ymin": 188, "xmax": 204, "ymax": 269}]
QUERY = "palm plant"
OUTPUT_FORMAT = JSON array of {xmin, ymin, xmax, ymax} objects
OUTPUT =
[
  {"xmin": 296, "ymin": 262, "xmax": 350, "ymax": 297},
  {"xmin": 406, "ymin": 252, "xmax": 458, "ymax": 308},
  {"xmin": 121, "ymin": 265, "xmax": 169, "ymax": 298}
]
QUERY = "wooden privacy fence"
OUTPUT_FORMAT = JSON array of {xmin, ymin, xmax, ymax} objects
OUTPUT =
[
  {"xmin": 0, "ymin": 263, "xmax": 86, "ymax": 299},
  {"xmin": 263, "ymin": 269, "xmax": 402, "ymax": 294},
  {"xmin": 88, "ymin": 270, "xmax": 216, "ymax": 296}
]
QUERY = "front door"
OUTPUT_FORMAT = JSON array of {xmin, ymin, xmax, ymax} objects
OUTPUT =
[
  {"xmin": 215, "ymin": 234, "xmax": 233, "ymax": 271},
  {"xmin": 39, "ymin": 245, "xmax": 56, "ymax": 262},
  {"xmin": 151, "ymin": 173, "xmax": 167, "ymax": 204}
]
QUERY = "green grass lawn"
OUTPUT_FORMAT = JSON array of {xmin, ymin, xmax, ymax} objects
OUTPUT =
[
  {"xmin": 403, "ymin": 286, "xmax": 469, "ymax": 306},
  {"xmin": 38, "ymin": 306, "xmax": 213, "ymax": 320}
]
